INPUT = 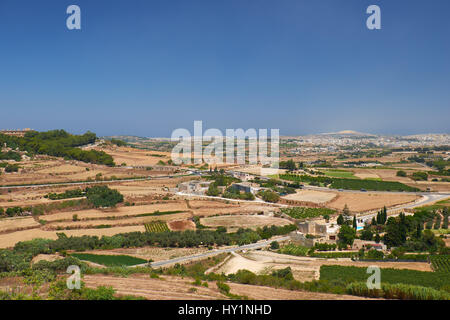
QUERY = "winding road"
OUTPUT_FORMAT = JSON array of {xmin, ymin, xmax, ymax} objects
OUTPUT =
[{"xmin": 132, "ymin": 236, "xmax": 290, "ymax": 268}]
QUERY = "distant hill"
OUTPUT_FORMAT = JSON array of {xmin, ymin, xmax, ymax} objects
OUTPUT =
[{"xmin": 320, "ymin": 130, "xmax": 377, "ymax": 137}]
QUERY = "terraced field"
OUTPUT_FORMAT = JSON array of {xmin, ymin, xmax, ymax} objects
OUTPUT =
[{"xmin": 145, "ymin": 221, "xmax": 170, "ymax": 233}]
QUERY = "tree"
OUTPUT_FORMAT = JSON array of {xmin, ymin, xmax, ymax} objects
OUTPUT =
[
  {"xmin": 85, "ymin": 186, "xmax": 124, "ymax": 208},
  {"xmin": 206, "ymin": 184, "xmax": 220, "ymax": 196},
  {"xmin": 337, "ymin": 214, "xmax": 344, "ymax": 225},
  {"xmin": 338, "ymin": 225, "xmax": 356, "ymax": 247},
  {"xmin": 5, "ymin": 164, "xmax": 19, "ymax": 173},
  {"xmin": 415, "ymin": 223, "xmax": 422, "ymax": 239},
  {"xmin": 412, "ymin": 171, "xmax": 428, "ymax": 181},
  {"xmin": 366, "ymin": 249, "xmax": 384, "ymax": 260},
  {"xmin": 280, "ymin": 159, "xmax": 296, "ymax": 172},
  {"xmin": 259, "ymin": 190, "xmax": 279, "ymax": 203},
  {"xmin": 343, "ymin": 204, "xmax": 350, "ymax": 217},
  {"xmin": 396, "ymin": 170, "xmax": 407, "ymax": 177},
  {"xmin": 422, "ymin": 230, "xmax": 445, "ymax": 252},
  {"xmin": 383, "ymin": 217, "xmax": 407, "ymax": 248},
  {"xmin": 352, "ymin": 216, "xmax": 357, "ymax": 229},
  {"xmin": 360, "ymin": 227, "xmax": 373, "ymax": 241},
  {"xmin": 270, "ymin": 241, "xmax": 280, "ymax": 250},
  {"xmin": 374, "ymin": 233, "xmax": 381, "ymax": 243}
]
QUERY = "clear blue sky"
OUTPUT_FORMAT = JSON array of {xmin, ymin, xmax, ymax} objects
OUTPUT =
[{"xmin": 0, "ymin": 0, "xmax": 449, "ymax": 137}]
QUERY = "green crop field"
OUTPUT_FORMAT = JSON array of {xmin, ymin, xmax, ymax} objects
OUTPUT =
[
  {"xmin": 310, "ymin": 252, "xmax": 355, "ymax": 258},
  {"xmin": 320, "ymin": 265, "xmax": 450, "ymax": 290},
  {"xmin": 280, "ymin": 207, "xmax": 336, "ymax": 220},
  {"xmin": 329, "ymin": 178, "xmax": 418, "ymax": 192},
  {"xmin": 136, "ymin": 210, "xmax": 184, "ymax": 218},
  {"xmin": 324, "ymin": 171, "xmax": 356, "ymax": 178},
  {"xmin": 280, "ymin": 174, "xmax": 419, "ymax": 192},
  {"xmin": 71, "ymin": 253, "xmax": 147, "ymax": 266},
  {"xmin": 144, "ymin": 221, "xmax": 170, "ymax": 233},
  {"xmin": 430, "ymin": 255, "xmax": 450, "ymax": 273},
  {"xmin": 279, "ymin": 244, "xmax": 309, "ymax": 256},
  {"xmin": 279, "ymin": 245, "xmax": 355, "ymax": 258}
]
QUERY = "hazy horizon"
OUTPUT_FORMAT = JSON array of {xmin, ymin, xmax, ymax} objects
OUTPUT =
[{"xmin": 1, "ymin": 0, "xmax": 450, "ymax": 137}]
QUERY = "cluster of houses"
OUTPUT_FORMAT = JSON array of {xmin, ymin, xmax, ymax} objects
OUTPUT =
[
  {"xmin": 176, "ymin": 169, "xmax": 264, "ymax": 196},
  {"xmin": 288, "ymin": 220, "xmax": 387, "ymax": 251},
  {"xmin": 176, "ymin": 168, "xmax": 389, "ymax": 252},
  {"xmin": 177, "ymin": 180, "xmax": 262, "ymax": 196}
]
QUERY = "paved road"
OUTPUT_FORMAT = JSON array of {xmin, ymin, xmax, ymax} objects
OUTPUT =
[
  {"xmin": 357, "ymin": 193, "xmax": 449, "ymax": 222},
  {"xmin": 132, "ymin": 236, "xmax": 290, "ymax": 268}
]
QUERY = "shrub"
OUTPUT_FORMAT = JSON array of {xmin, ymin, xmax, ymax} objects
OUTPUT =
[
  {"xmin": 85, "ymin": 186, "xmax": 123, "ymax": 208},
  {"xmin": 270, "ymin": 241, "xmax": 280, "ymax": 250},
  {"xmin": 346, "ymin": 282, "xmax": 450, "ymax": 300},
  {"xmin": 5, "ymin": 164, "xmax": 19, "ymax": 173}
]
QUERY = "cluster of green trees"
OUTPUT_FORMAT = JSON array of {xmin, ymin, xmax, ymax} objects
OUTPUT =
[
  {"xmin": 0, "ymin": 150, "xmax": 22, "ymax": 161},
  {"xmin": 222, "ymin": 187, "xmax": 255, "ymax": 200},
  {"xmin": 9, "ymin": 224, "xmax": 296, "ymax": 256},
  {"xmin": 0, "ymin": 130, "xmax": 115, "ymax": 166},
  {"xmin": 205, "ymin": 173, "xmax": 239, "ymax": 186},
  {"xmin": 108, "ymin": 138, "xmax": 127, "ymax": 147},
  {"xmin": 412, "ymin": 171, "xmax": 428, "ymax": 181},
  {"xmin": 337, "ymin": 225, "xmax": 357, "ymax": 247},
  {"xmin": 279, "ymin": 159, "xmax": 298, "ymax": 171},
  {"xmin": 85, "ymin": 186, "xmax": 124, "ymax": 208},
  {"xmin": 363, "ymin": 209, "xmax": 447, "ymax": 253},
  {"xmin": 257, "ymin": 190, "xmax": 280, "ymax": 203},
  {"xmin": 206, "ymin": 184, "xmax": 220, "ymax": 196},
  {"xmin": 1, "ymin": 186, "xmax": 123, "ymax": 217},
  {"xmin": 396, "ymin": 170, "xmax": 407, "ymax": 177},
  {"xmin": 204, "ymin": 173, "xmax": 241, "ymax": 198},
  {"xmin": 45, "ymin": 188, "xmax": 85, "ymax": 200},
  {"xmin": 43, "ymin": 186, "xmax": 123, "ymax": 208},
  {"xmin": 251, "ymin": 178, "xmax": 298, "ymax": 194},
  {"xmin": 4, "ymin": 163, "xmax": 19, "ymax": 172},
  {"xmin": 0, "ymin": 206, "xmax": 30, "ymax": 217},
  {"xmin": 371, "ymin": 206, "xmax": 387, "ymax": 225}
]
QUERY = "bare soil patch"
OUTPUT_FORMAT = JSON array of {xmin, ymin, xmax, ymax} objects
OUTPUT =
[
  {"xmin": 200, "ymin": 215, "xmax": 291, "ymax": 230},
  {"xmin": 168, "ymin": 219, "xmax": 196, "ymax": 231},
  {"xmin": 83, "ymin": 274, "xmax": 370, "ymax": 300},
  {"xmin": 228, "ymin": 283, "xmax": 372, "ymax": 300},
  {"xmin": 0, "ymin": 217, "xmax": 40, "ymax": 233},
  {"xmin": 327, "ymin": 192, "xmax": 419, "ymax": 212},
  {"xmin": 82, "ymin": 246, "xmax": 209, "ymax": 261},
  {"xmin": 281, "ymin": 190, "xmax": 336, "ymax": 204},
  {"xmin": 83, "ymin": 274, "xmax": 225, "ymax": 300},
  {"xmin": 354, "ymin": 173, "xmax": 380, "ymax": 179},
  {"xmin": 0, "ymin": 225, "xmax": 145, "ymax": 249},
  {"xmin": 31, "ymin": 254, "xmax": 63, "ymax": 264}
]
